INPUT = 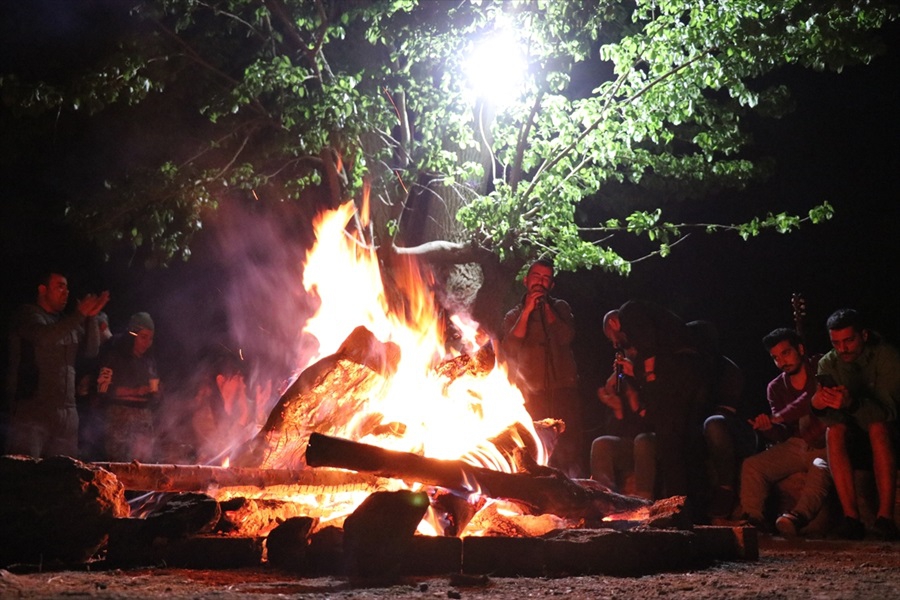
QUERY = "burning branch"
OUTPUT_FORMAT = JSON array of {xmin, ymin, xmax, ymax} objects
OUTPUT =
[{"xmin": 305, "ymin": 432, "xmax": 649, "ymax": 521}]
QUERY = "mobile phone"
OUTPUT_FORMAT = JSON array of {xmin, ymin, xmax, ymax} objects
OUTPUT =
[{"xmin": 816, "ymin": 373, "xmax": 838, "ymax": 388}]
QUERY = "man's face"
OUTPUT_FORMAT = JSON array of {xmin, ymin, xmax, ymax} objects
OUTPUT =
[
  {"xmin": 829, "ymin": 326, "xmax": 866, "ymax": 363},
  {"xmin": 524, "ymin": 264, "xmax": 554, "ymax": 294},
  {"xmin": 39, "ymin": 274, "xmax": 69, "ymax": 313},
  {"xmin": 132, "ymin": 328, "xmax": 154, "ymax": 358},
  {"xmin": 769, "ymin": 339, "xmax": 804, "ymax": 375},
  {"xmin": 603, "ymin": 317, "xmax": 636, "ymax": 359}
]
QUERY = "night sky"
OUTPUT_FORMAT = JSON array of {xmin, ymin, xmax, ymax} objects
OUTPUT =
[{"xmin": 1, "ymin": 4, "xmax": 898, "ymax": 438}]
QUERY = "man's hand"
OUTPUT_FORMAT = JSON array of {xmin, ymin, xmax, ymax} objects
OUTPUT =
[
  {"xmin": 77, "ymin": 291, "xmax": 111, "ymax": 317},
  {"xmin": 524, "ymin": 288, "xmax": 547, "ymax": 313},
  {"xmin": 812, "ymin": 385, "xmax": 850, "ymax": 410},
  {"xmin": 598, "ymin": 372, "xmax": 624, "ymax": 418},
  {"xmin": 748, "ymin": 413, "xmax": 774, "ymax": 431},
  {"xmin": 613, "ymin": 353, "xmax": 635, "ymax": 378}
]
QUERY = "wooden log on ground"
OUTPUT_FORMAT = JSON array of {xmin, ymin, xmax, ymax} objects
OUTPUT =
[
  {"xmin": 305, "ymin": 432, "xmax": 649, "ymax": 520},
  {"xmin": 1, "ymin": 455, "xmax": 130, "ymax": 567},
  {"xmin": 93, "ymin": 461, "xmax": 380, "ymax": 493}
]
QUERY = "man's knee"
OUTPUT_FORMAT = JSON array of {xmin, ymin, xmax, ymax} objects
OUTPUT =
[
  {"xmin": 591, "ymin": 436, "xmax": 616, "ymax": 453},
  {"xmin": 867, "ymin": 421, "xmax": 898, "ymax": 460},
  {"xmin": 740, "ymin": 452, "xmax": 765, "ymax": 477},
  {"xmin": 826, "ymin": 423, "xmax": 849, "ymax": 447}
]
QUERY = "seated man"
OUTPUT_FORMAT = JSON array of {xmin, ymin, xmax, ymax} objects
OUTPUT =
[
  {"xmin": 689, "ymin": 320, "xmax": 760, "ymax": 519},
  {"xmin": 812, "ymin": 309, "xmax": 899, "ymax": 540},
  {"xmin": 603, "ymin": 302, "xmax": 710, "ymax": 520},
  {"xmin": 591, "ymin": 356, "xmax": 656, "ymax": 500},
  {"xmin": 739, "ymin": 328, "xmax": 831, "ymax": 536}
]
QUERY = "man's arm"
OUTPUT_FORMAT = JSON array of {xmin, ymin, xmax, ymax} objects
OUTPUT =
[
  {"xmin": 544, "ymin": 299, "xmax": 576, "ymax": 346},
  {"xmin": 17, "ymin": 307, "xmax": 87, "ymax": 346},
  {"xmin": 498, "ymin": 306, "xmax": 525, "ymax": 365},
  {"xmin": 754, "ymin": 379, "xmax": 792, "ymax": 443}
]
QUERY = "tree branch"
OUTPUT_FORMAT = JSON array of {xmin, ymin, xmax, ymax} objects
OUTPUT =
[
  {"xmin": 391, "ymin": 240, "xmax": 493, "ymax": 266},
  {"xmin": 509, "ymin": 90, "xmax": 543, "ymax": 195}
]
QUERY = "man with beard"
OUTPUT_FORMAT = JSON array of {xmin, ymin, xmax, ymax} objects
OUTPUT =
[
  {"xmin": 737, "ymin": 328, "xmax": 831, "ymax": 536},
  {"xmin": 500, "ymin": 259, "xmax": 582, "ymax": 476},
  {"xmin": 812, "ymin": 309, "xmax": 899, "ymax": 540},
  {"xmin": 5, "ymin": 271, "xmax": 109, "ymax": 457}
]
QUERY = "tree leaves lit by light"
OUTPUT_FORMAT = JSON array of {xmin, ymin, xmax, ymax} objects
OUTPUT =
[{"xmin": 2, "ymin": 0, "xmax": 894, "ymax": 277}]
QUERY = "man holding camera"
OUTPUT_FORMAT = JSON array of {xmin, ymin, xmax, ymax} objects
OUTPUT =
[
  {"xmin": 812, "ymin": 308, "xmax": 899, "ymax": 540},
  {"xmin": 500, "ymin": 259, "xmax": 582, "ymax": 476}
]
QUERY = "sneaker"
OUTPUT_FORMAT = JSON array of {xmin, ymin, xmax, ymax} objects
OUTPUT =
[
  {"xmin": 833, "ymin": 516, "xmax": 866, "ymax": 540},
  {"xmin": 872, "ymin": 517, "xmax": 899, "ymax": 541},
  {"xmin": 775, "ymin": 512, "xmax": 808, "ymax": 538}
]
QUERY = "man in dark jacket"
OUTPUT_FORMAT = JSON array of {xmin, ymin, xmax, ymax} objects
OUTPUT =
[{"xmin": 6, "ymin": 271, "xmax": 109, "ymax": 457}]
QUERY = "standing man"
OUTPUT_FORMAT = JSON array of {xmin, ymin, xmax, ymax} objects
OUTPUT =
[
  {"xmin": 812, "ymin": 309, "xmax": 899, "ymax": 540},
  {"xmin": 500, "ymin": 259, "xmax": 582, "ymax": 476},
  {"xmin": 97, "ymin": 312, "xmax": 161, "ymax": 462},
  {"xmin": 738, "ymin": 328, "xmax": 831, "ymax": 536},
  {"xmin": 5, "ymin": 271, "xmax": 109, "ymax": 458}
]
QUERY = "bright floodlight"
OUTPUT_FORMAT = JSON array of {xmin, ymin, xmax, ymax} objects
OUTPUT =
[{"xmin": 464, "ymin": 29, "xmax": 527, "ymax": 108}]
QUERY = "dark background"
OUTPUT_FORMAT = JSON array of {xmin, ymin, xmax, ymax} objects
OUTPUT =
[{"xmin": 1, "ymin": 3, "xmax": 898, "ymax": 451}]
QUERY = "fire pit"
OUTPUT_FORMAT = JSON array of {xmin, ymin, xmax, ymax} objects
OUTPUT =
[{"xmin": 2, "ymin": 201, "xmax": 757, "ymax": 576}]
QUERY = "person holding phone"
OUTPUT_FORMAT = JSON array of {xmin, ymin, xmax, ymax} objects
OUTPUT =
[{"xmin": 812, "ymin": 309, "xmax": 900, "ymax": 540}]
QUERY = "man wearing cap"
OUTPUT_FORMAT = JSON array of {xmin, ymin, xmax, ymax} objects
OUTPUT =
[{"xmin": 96, "ymin": 312, "xmax": 161, "ymax": 462}]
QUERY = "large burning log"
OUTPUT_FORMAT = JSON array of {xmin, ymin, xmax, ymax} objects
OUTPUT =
[
  {"xmin": 233, "ymin": 324, "xmax": 520, "ymax": 474},
  {"xmin": 305, "ymin": 432, "xmax": 649, "ymax": 521},
  {"xmin": 233, "ymin": 325, "xmax": 403, "ymax": 470}
]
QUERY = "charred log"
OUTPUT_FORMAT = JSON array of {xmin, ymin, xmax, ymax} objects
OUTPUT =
[
  {"xmin": 343, "ymin": 490, "xmax": 430, "ymax": 583},
  {"xmin": 0, "ymin": 455, "xmax": 129, "ymax": 567},
  {"xmin": 305, "ymin": 432, "xmax": 649, "ymax": 521}
]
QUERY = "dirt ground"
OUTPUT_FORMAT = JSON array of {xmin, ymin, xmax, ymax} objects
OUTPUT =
[{"xmin": 1, "ymin": 537, "xmax": 897, "ymax": 600}]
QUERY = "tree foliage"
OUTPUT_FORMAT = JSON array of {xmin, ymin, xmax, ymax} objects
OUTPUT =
[{"xmin": 1, "ymin": 0, "xmax": 895, "ymax": 275}]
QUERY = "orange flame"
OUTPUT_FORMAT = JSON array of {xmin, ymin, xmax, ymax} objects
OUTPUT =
[{"xmin": 298, "ymin": 201, "xmax": 544, "ymax": 467}]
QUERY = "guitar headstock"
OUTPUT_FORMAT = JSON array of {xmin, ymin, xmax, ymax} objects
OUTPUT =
[
  {"xmin": 791, "ymin": 292, "xmax": 807, "ymax": 338},
  {"xmin": 791, "ymin": 293, "xmax": 807, "ymax": 321}
]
